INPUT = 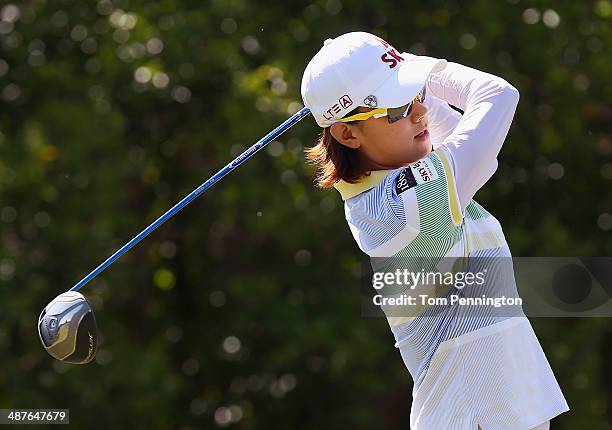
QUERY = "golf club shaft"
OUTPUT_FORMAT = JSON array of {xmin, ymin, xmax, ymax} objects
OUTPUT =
[{"xmin": 70, "ymin": 107, "xmax": 312, "ymax": 292}]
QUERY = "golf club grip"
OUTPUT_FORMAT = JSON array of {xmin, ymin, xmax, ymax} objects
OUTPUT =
[{"xmin": 70, "ymin": 107, "xmax": 312, "ymax": 292}]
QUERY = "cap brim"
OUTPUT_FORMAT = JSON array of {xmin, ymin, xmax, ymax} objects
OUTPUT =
[{"xmin": 371, "ymin": 54, "xmax": 447, "ymax": 108}]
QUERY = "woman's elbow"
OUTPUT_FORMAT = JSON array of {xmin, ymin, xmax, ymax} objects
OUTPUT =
[{"xmin": 500, "ymin": 82, "xmax": 520, "ymax": 106}]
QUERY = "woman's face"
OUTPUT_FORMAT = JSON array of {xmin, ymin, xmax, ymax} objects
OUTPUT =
[{"xmin": 330, "ymin": 100, "xmax": 431, "ymax": 170}]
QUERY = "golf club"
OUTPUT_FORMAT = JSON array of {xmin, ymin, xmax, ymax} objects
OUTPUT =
[{"xmin": 38, "ymin": 106, "xmax": 312, "ymax": 364}]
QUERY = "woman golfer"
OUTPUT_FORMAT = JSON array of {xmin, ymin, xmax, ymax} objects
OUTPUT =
[{"xmin": 301, "ymin": 32, "xmax": 569, "ymax": 429}]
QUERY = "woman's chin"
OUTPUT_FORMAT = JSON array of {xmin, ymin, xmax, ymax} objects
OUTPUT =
[{"xmin": 412, "ymin": 136, "xmax": 432, "ymax": 158}]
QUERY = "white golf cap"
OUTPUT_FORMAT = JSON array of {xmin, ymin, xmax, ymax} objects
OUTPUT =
[{"xmin": 301, "ymin": 32, "xmax": 448, "ymax": 128}]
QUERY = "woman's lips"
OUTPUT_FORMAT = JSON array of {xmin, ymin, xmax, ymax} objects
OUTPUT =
[{"xmin": 415, "ymin": 129, "xmax": 429, "ymax": 140}]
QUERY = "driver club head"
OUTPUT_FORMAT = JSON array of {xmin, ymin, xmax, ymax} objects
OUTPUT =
[{"xmin": 38, "ymin": 291, "xmax": 98, "ymax": 364}]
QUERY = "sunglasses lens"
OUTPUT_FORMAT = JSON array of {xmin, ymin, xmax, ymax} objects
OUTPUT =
[
  {"xmin": 387, "ymin": 104, "xmax": 411, "ymax": 123},
  {"xmin": 386, "ymin": 86, "xmax": 427, "ymax": 124}
]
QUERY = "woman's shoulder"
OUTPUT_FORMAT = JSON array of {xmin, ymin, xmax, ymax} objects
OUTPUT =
[{"xmin": 350, "ymin": 150, "xmax": 465, "ymax": 235}]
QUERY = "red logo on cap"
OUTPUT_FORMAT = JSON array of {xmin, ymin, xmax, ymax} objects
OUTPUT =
[
  {"xmin": 339, "ymin": 95, "xmax": 353, "ymax": 109},
  {"xmin": 374, "ymin": 37, "xmax": 405, "ymax": 69},
  {"xmin": 381, "ymin": 48, "xmax": 404, "ymax": 69}
]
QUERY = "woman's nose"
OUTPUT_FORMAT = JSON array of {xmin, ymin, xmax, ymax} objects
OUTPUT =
[{"xmin": 410, "ymin": 101, "xmax": 428, "ymax": 123}]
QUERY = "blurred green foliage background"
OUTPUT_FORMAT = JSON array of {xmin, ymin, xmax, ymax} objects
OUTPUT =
[{"xmin": 0, "ymin": 0, "xmax": 611, "ymax": 428}]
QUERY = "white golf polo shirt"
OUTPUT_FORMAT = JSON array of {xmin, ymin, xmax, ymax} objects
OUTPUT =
[{"xmin": 335, "ymin": 61, "xmax": 569, "ymax": 429}]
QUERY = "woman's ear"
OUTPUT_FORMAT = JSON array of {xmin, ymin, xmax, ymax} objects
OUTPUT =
[{"xmin": 330, "ymin": 123, "xmax": 361, "ymax": 149}]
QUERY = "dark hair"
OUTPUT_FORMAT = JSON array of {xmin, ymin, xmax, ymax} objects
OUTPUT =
[{"xmin": 304, "ymin": 109, "xmax": 371, "ymax": 188}]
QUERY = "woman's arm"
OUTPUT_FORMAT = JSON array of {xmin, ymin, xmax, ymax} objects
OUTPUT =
[
  {"xmin": 424, "ymin": 94, "xmax": 462, "ymax": 151},
  {"xmin": 425, "ymin": 61, "xmax": 520, "ymax": 209}
]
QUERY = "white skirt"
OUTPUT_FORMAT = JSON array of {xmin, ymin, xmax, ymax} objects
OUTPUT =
[{"xmin": 409, "ymin": 317, "xmax": 569, "ymax": 430}]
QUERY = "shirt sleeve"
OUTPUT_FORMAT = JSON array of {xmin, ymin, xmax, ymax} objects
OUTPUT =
[
  {"xmin": 424, "ymin": 94, "xmax": 462, "ymax": 151},
  {"xmin": 425, "ymin": 61, "xmax": 520, "ymax": 210}
]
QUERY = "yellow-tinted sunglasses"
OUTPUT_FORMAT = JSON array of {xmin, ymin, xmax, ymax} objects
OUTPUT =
[{"xmin": 338, "ymin": 86, "xmax": 427, "ymax": 124}]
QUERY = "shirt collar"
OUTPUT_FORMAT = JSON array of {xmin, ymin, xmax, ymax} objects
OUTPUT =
[{"xmin": 333, "ymin": 170, "xmax": 392, "ymax": 201}]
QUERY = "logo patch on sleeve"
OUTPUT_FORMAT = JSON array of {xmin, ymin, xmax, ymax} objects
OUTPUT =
[{"xmin": 408, "ymin": 158, "xmax": 439, "ymax": 185}]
